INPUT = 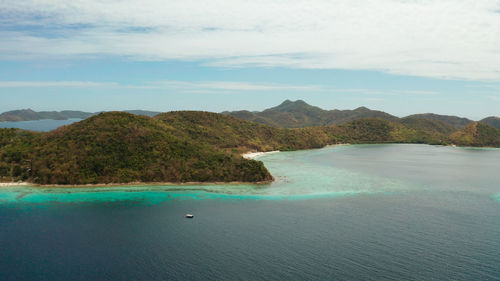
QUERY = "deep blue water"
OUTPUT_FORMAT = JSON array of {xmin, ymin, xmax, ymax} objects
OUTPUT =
[
  {"xmin": 0, "ymin": 118, "xmax": 82, "ymax": 132},
  {"xmin": 1, "ymin": 144, "xmax": 499, "ymax": 280}
]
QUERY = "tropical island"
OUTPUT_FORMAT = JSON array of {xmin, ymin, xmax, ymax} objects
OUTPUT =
[
  {"xmin": 0, "ymin": 109, "xmax": 160, "ymax": 122},
  {"xmin": 1, "ymin": 100, "xmax": 499, "ymax": 185}
]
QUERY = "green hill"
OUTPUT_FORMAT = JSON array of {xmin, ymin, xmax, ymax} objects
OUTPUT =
[
  {"xmin": 480, "ymin": 116, "xmax": 500, "ymax": 129},
  {"xmin": 155, "ymin": 112, "xmax": 450, "ymax": 149},
  {"xmin": 400, "ymin": 117, "xmax": 457, "ymax": 135},
  {"xmin": 123, "ymin": 110, "xmax": 161, "ymax": 117},
  {"xmin": 448, "ymin": 122, "xmax": 500, "ymax": 147},
  {"xmin": 0, "ymin": 112, "xmax": 272, "ymax": 184},
  {"xmin": 324, "ymin": 118, "xmax": 446, "ymax": 145},
  {"xmin": 405, "ymin": 113, "xmax": 473, "ymax": 129},
  {"xmin": 155, "ymin": 111, "xmax": 331, "ymax": 152}
]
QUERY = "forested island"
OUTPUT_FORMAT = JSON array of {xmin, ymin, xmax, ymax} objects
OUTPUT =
[{"xmin": 1, "ymin": 100, "xmax": 499, "ymax": 185}]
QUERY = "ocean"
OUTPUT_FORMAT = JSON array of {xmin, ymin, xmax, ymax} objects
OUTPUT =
[
  {"xmin": 1, "ymin": 144, "xmax": 499, "ymax": 280},
  {"xmin": 0, "ymin": 118, "xmax": 82, "ymax": 132}
]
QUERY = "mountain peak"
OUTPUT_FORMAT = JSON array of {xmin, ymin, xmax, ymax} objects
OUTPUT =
[
  {"xmin": 224, "ymin": 100, "xmax": 399, "ymax": 128},
  {"xmin": 279, "ymin": 99, "xmax": 307, "ymax": 106},
  {"xmin": 270, "ymin": 100, "xmax": 317, "ymax": 112},
  {"xmin": 354, "ymin": 106, "xmax": 370, "ymax": 111}
]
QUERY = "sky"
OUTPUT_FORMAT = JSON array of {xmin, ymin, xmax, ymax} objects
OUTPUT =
[{"xmin": 1, "ymin": 0, "xmax": 499, "ymax": 120}]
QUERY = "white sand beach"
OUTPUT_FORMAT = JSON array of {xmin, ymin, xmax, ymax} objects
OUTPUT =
[
  {"xmin": 0, "ymin": 182, "xmax": 30, "ymax": 187},
  {"xmin": 242, "ymin": 150, "xmax": 280, "ymax": 159}
]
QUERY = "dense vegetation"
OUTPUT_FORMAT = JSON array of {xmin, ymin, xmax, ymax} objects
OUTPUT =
[
  {"xmin": 480, "ymin": 116, "xmax": 500, "ymax": 129},
  {"xmin": 405, "ymin": 113, "xmax": 473, "ymax": 129},
  {"xmin": 156, "ymin": 111, "xmax": 331, "ymax": 152},
  {"xmin": 399, "ymin": 117, "xmax": 457, "ymax": 135},
  {"xmin": 1, "ymin": 108, "xmax": 499, "ymax": 185},
  {"xmin": 448, "ymin": 122, "xmax": 500, "ymax": 147},
  {"xmin": 0, "ymin": 113, "xmax": 272, "ymax": 184},
  {"xmin": 323, "ymin": 118, "xmax": 448, "ymax": 145}
]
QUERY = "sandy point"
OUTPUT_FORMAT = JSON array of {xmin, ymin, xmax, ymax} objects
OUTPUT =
[{"xmin": 242, "ymin": 150, "xmax": 280, "ymax": 159}]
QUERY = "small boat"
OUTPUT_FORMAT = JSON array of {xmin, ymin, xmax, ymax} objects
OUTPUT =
[{"xmin": 184, "ymin": 214, "xmax": 194, "ymax": 218}]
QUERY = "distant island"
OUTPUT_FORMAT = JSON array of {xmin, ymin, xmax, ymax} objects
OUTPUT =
[
  {"xmin": 0, "ymin": 109, "xmax": 161, "ymax": 122},
  {"xmin": 0, "ymin": 100, "xmax": 499, "ymax": 186},
  {"xmin": 2, "ymin": 101, "xmax": 499, "ymax": 130}
]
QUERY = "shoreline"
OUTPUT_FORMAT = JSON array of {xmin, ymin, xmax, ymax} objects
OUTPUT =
[
  {"xmin": 242, "ymin": 150, "xmax": 280, "ymax": 159},
  {"xmin": 241, "ymin": 144, "xmax": 350, "ymax": 160},
  {"xmin": 2, "ymin": 143, "xmax": 497, "ymax": 189},
  {"xmin": 0, "ymin": 180, "xmax": 273, "ymax": 189},
  {"xmin": 0, "ymin": 182, "xmax": 30, "ymax": 187}
]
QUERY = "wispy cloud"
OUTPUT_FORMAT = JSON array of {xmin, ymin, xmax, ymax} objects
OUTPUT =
[
  {"xmin": 395, "ymin": 90, "xmax": 437, "ymax": 96},
  {"xmin": 151, "ymin": 80, "xmax": 324, "ymax": 92},
  {"xmin": 0, "ymin": 81, "xmax": 119, "ymax": 88},
  {"xmin": 0, "ymin": 80, "xmax": 445, "ymax": 99},
  {"xmin": 1, "ymin": 1, "xmax": 500, "ymax": 81},
  {"xmin": 489, "ymin": 94, "xmax": 500, "ymax": 101},
  {"xmin": 0, "ymin": 80, "xmax": 324, "ymax": 92},
  {"xmin": 360, "ymin": 97, "xmax": 385, "ymax": 102},
  {"xmin": 328, "ymin": 88, "xmax": 438, "ymax": 96},
  {"xmin": 467, "ymin": 83, "xmax": 500, "ymax": 90}
]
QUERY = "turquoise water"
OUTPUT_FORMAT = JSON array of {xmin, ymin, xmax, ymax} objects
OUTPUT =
[
  {"xmin": 1, "ymin": 144, "xmax": 499, "ymax": 280},
  {"xmin": 0, "ymin": 144, "xmax": 498, "ymax": 204},
  {"xmin": 0, "ymin": 145, "xmax": 419, "ymax": 204}
]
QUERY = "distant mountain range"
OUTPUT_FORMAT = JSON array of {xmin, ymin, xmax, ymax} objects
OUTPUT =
[
  {"xmin": 223, "ymin": 100, "xmax": 500, "ymax": 129},
  {"xmin": 2, "ymin": 102, "xmax": 498, "ymax": 131},
  {"xmin": 0, "ymin": 109, "xmax": 161, "ymax": 122},
  {"xmin": 223, "ymin": 100, "xmax": 397, "ymax": 128},
  {"xmin": 0, "ymin": 109, "xmax": 92, "ymax": 122}
]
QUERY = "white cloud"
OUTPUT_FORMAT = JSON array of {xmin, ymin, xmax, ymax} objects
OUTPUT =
[{"xmin": 1, "ymin": 1, "xmax": 500, "ymax": 81}]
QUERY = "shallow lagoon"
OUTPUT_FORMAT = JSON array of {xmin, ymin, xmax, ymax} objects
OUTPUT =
[
  {"xmin": 1, "ymin": 144, "xmax": 498, "ymax": 203},
  {"xmin": 1, "ymin": 144, "xmax": 499, "ymax": 280}
]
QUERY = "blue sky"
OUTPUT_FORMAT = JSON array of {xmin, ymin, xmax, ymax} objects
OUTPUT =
[{"xmin": 1, "ymin": 0, "xmax": 499, "ymax": 120}]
